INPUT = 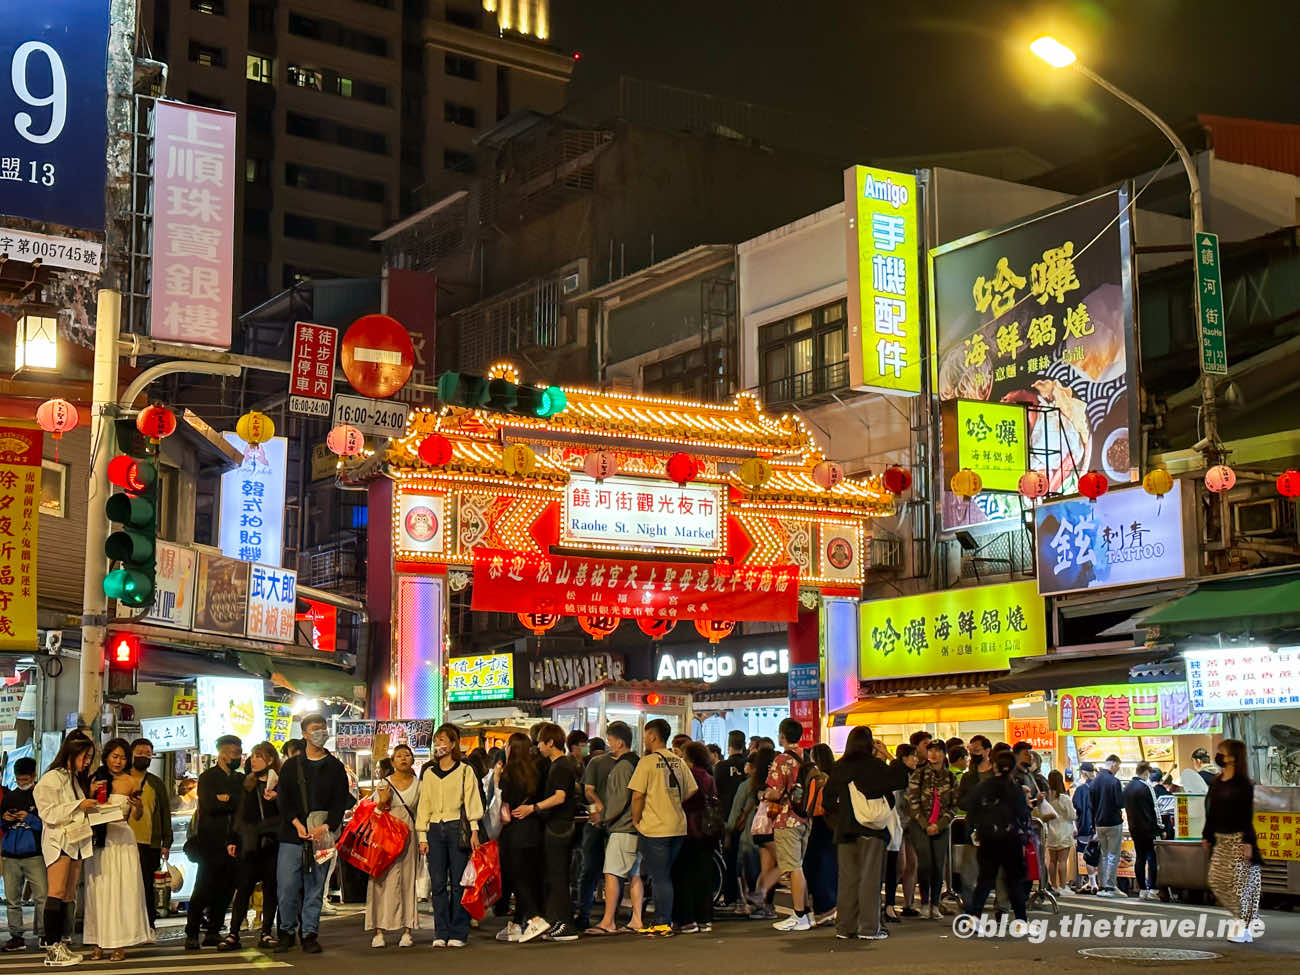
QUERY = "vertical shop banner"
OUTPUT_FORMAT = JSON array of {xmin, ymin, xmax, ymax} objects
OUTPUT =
[
  {"xmin": 0, "ymin": 5, "xmax": 110, "ymax": 229},
  {"xmin": 149, "ymin": 102, "xmax": 236, "ymax": 348},
  {"xmin": 1034, "ymin": 481, "xmax": 1191, "ymax": 596},
  {"xmin": 192, "ymin": 551, "xmax": 250, "ymax": 637},
  {"xmin": 219, "ymin": 434, "xmax": 288, "ymax": 566},
  {"xmin": 288, "ymin": 322, "xmax": 338, "ymax": 417},
  {"xmin": 790, "ymin": 698, "xmax": 821, "ymax": 747},
  {"xmin": 930, "ymin": 188, "xmax": 1138, "ymax": 530},
  {"xmin": 264, "ymin": 702, "xmax": 292, "ymax": 745},
  {"xmin": 138, "ymin": 540, "xmax": 196, "ymax": 629},
  {"xmin": 246, "ymin": 564, "xmax": 296, "ymax": 643},
  {"xmin": 0, "ymin": 427, "xmax": 41, "ymax": 650},
  {"xmin": 844, "ymin": 165, "xmax": 921, "ymax": 395}
]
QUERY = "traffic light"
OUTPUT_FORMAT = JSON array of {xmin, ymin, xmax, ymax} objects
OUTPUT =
[
  {"xmin": 437, "ymin": 371, "xmax": 567, "ymax": 418},
  {"xmin": 103, "ymin": 453, "xmax": 157, "ymax": 608},
  {"xmin": 106, "ymin": 631, "xmax": 140, "ymax": 694}
]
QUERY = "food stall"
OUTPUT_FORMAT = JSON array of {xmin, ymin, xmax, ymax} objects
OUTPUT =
[{"xmin": 543, "ymin": 679, "xmax": 702, "ymax": 744}]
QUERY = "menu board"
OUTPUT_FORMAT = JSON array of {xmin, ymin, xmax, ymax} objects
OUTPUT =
[{"xmin": 1185, "ymin": 646, "xmax": 1300, "ymax": 713}]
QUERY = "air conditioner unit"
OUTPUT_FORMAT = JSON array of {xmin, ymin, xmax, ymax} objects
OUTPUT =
[{"xmin": 1234, "ymin": 498, "xmax": 1278, "ymax": 537}]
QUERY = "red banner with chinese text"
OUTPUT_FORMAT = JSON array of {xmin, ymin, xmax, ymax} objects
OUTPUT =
[
  {"xmin": 0, "ymin": 427, "xmax": 40, "ymax": 650},
  {"xmin": 471, "ymin": 549, "xmax": 799, "ymax": 622}
]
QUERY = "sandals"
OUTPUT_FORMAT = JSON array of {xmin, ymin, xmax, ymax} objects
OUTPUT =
[
  {"xmin": 111, "ymin": 949, "xmax": 126, "ymax": 962},
  {"xmin": 88, "ymin": 947, "xmax": 103, "ymax": 961},
  {"xmin": 260, "ymin": 934, "xmax": 278, "ymax": 949},
  {"xmin": 217, "ymin": 934, "xmax": 241, "ymax": 952}
]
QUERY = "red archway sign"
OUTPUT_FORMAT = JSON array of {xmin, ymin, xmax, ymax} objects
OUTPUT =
[{"xmin": 340, "ymin": 314, "xmax": 415, "ymax": 399}]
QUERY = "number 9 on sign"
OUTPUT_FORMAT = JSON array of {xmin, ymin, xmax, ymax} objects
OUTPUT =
[{"xmin": 11, "ymin": 41, "xmax": 67, "ymax": 144}]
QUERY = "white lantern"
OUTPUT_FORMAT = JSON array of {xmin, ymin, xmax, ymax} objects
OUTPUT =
[{"xmin": 14, "ymin": 310, "xmax": 58, "ymax": 372}]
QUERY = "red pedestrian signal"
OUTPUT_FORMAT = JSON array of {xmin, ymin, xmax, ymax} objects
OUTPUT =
[{"xmin": 109, "ymin": 633, "xmax": 140, "ymax": 670}]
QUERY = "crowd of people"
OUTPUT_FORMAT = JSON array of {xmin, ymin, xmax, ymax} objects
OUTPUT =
[{"xmin": 5, "ymin": 715, "xmax": 1265, "ymax": 966}]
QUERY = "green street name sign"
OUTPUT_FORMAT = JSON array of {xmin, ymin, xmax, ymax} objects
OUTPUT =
[{"xmin": 1195, "ymin": 231, "xmax": 1228, "ymax": 376}]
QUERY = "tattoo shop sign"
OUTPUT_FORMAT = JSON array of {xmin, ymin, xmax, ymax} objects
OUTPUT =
[{"xmin": 858, "ymin": 579, "xmax": 1045, "ymax": 680}]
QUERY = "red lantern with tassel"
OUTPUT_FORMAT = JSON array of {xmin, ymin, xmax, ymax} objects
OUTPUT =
[
  {"xmin": 1078, "ymin": 470, "xmax": 1109, "ymax": 502},
  {"xmin": 1018, "ymin": 471, "xmax": 1049, "ymax": 500},
  {"xmin": 1278, "ymin": 470, "xmax": 1300, "ymax": 499},
  {"xmin": 694, "ymin": 619, "xmax": 735, "ymax": 644},
  {"xmin": 637, "ymin": 618, "xmax": 676, "ymax": 641},
  {"xmin": 518, "ymin": 612, "xmax": 558, "ymax": 637},
  {"xmin": 579, "ymin": 615, "xmax": 620, "ymax": 641},
  {"xmin": 882, "ymin": 465, "xmax": 912, "ymax": 496},
  {"xmin": 136, "ymin": 404, "xmax": 176, "ymax": 443},
  {"xmin": 35, "ymin": 398, "xmax": 78, "ymax": 461}
]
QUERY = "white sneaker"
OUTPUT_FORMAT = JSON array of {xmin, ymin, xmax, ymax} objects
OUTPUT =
[
  {"xmin": 1096, "ymin": 888, "xmax": 1119, "ymax": 898},
  {"xmin": 399, "ymin": 932, "xmax": 414, "ymax": 947},
  {"xmin": 43, "ymin": 943, "xmax": 82, "ymax": 968},
  {"xmin": 371, "ymin": 932, "xmax": 386, "ymax": 948},
  {"xmin": 447, "ymin": 939, "xmax": 467, "ymax": 948},
  {"xmin": 519, "ymin": 917, "xmax": 550, "ymax": 944},
  {"xmin": 430, "ymin": 939, "xmax": 447, "ymax": 948},
  {"xmin": 1056, "ymin": 886, "xmax": 1073, "ymax": 898},
  {"xmin": 1008, "ymin": 919, "xmax": 1030, "ymax": 938},
  {"xmin": 1226, "ymin": 923, "xmax": 1253, "ymax": 944},
  {"xmin": 773, "ymin": 913, "xmax": 813, "ymax": 932},
  {"xmin": 496, "ymin": 923, "xmax": 521, "ymax": 943}
]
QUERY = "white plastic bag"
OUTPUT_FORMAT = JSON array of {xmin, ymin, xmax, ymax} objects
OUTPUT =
[{"xmin": 460, "ymin": 857, "xmax": 477, "ymax": 887}]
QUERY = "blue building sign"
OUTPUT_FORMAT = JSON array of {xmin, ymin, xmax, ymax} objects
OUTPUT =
[
  {"xmin": 788, "ymin": 662, "xmax": 820, "ymax": 701},
  {"xmin": 0, "ymin": 5, "xmax": 110, "ymax": 230}
]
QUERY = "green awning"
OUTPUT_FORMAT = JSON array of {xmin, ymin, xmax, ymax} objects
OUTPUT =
[
  {"xmin": 236, "ymin": 651, "xmax": 359, "ymax": 701},
  {"xmin": 1143, "ymin": 571, "xmax": 1300, "ymax": 636}
]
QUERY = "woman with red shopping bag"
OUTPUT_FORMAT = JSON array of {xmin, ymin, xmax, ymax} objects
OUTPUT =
[
  {"xmin": 366, "ymin": 745, "xmax": 421, "ymax": 948},
  {"xmin": 416, "ymin": 725, "xmax": 483, "ymax": 949}
]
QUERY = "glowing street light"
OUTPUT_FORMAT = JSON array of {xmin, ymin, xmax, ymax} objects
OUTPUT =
[{"xmin": 1029, "ymin": 36, "xmax": 1077, "ymax": 68}]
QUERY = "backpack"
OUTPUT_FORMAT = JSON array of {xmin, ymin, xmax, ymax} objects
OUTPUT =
[
  {"xmin": 789, "ymin": 756, "xmax": 828, "ymax": 819},
  {"xmin": 698, "ymin": 789, "xmax": 725, "ymax": 841}
]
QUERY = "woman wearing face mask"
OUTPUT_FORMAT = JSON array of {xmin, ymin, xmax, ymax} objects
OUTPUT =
[
  {"xmin": 220, "ymin": 742, "xmax": 282, "ymax": 951},
  {"xmin": 416, "ymin": 725, "xmax": 483, "ymax": 948},
  {"xmin": 367, "ymin": 744, "xmax": 421, "ymax": 947},
  {"xmin": 1204, "ymin": 739, "xmax": 1263, "ymax": 944},
  {"xmin": 34, "ymin": 735, "xmax": 99, "ymax": 967},
  {"xmin": 83, "ymin": 738, "xmax": 152, "ymax": 961}
]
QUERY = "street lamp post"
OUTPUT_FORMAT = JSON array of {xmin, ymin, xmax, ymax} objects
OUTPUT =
[{"xmin": 1030, "ymin": 36, "xmax": 1219, "ymax": 461}]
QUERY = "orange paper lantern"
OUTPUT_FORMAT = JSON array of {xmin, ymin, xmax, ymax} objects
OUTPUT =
[
  {"xmin": 637, "ymin": 618, "xmax": 677, "ymax": 641},
  {"xmin": 578, "ymin": 615, "xmax": 620, "ymax": 641},
  {"xmin": 518, "ymin": 612, "xmax": 559, "ymax": 637},
  {"xmin": 326, "ymin": 424, "xmax": 364, "ymax": 457},
  {"xmin": 694, "ymin": 619, "xmax": 735, "ymax": 644}
]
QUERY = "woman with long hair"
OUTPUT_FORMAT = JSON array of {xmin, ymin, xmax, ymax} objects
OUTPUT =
[
  {"xmin": 367, "ymin": 743, "xmax": 421, "ymax": 947},
  {"xmin": 83, "ymin": 738, "xmax": 152, "ymax": 960},
  {"xmin": 803, "ymin": 743, "xmax": 839, "ymax": 925},
  {"xmin": 1205, "ymin": 739, "xmax": 1263, "ymax": 943},
  {"xmin": 745, "ymin": 744, "xmax": 778, "ymax": 918},
  {"xmin": 33, "ymin": 735, "xmax": 98, "ymax": 967},
  {"xmin": 1044, "ymin": 770, "xmax": 1077, "ymax": 895},
  {"xmin": 415, "ymin": 723, "xmax": 483, "ymax": 948},
  {"xmin": 221, "ymin": 741, "xmax": 281, "ymax": 951},
  {"xmin": 672, "ymin": 742, "xmax": 719, "ymax": 933},
  {"xmin": 496, "ymin": 732, "xmax": 546, "ymax": 943}
]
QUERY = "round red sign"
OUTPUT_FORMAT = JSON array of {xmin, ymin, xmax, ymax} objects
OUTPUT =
[
  {"xmin": 341, "ymin": 314, "xmax": 415, "ymax": 399},
  {"xmin": 405, "ymin": 506, "xmax": 438, "ymax": 542}
]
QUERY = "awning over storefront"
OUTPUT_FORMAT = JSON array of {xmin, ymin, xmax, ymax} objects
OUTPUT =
[
  {"xmin": 861, "ymin": 671, "xmax": 1006, "ymax": 696},
  {"xmin": 1143, "ymin": 569, "xmax": 1300, "ymax": 636},
  {"xmin": 989, "ymin": 648, "xmax": 1174, "ymax": 695},
  {"xmin": 237, "ymin": 651, "xmax": 358, "ymax": 701},
  {"xmin": 139, "ymin": 647, "xmax": 251, "ymax": 682},
  {"xmin": 832, "ymin": 691, "xmax": 1021, "ymax": 726}
]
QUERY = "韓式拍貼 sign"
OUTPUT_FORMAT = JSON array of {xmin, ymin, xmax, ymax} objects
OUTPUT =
[
  {"xmin": 858, "ymin": 580, "xmax": 1045, "ymax": 679},
  {"xmin": 561, "ymin": 474, "xmax": 724, "ymax": 554},
  {"xmin": 1184, "ymin": 646, "xmax": 1300, "ymax": 714},
  {"xmin": 844, "ymin": 165, "xmax": 921, "ymax": 395},
  {"xmin": 219, "ymin": 434, "xmax": 288, "ymax": 567},
  {"xmin": 931, "ymin": 188, "xmax": 1138, "ymax": 530},
  {"xmin": 1056, "ymin": 682, "xmax": 1220, "ymax": 737},
  {"xmin": 447, "ymin": 653, "xmax": 514, "ymax": 702},
  {"xmin": 946, "ymin": 399, "xmax": 1028, "ymax": 493},
  {"xmin": 1034, "ymin": 480, "xmax": 1190, "ymax": 596}
]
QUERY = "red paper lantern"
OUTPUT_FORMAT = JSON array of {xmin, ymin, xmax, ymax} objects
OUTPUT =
[
  {"xmin": 812, "ymin": 460, "xmax": 844, "ymax": 490},
  {"xmin": 1018, "ymin": 470, "xmax": 1049, "ymax": 500},
  {"xmin": 578, "ymin": 615, "xmax": 620, "ymax": 641},
  {"xmin": 882, "ymin": 465, "xmax": 912, "ymax": 496},
  {"xmin": 637, "ymin": 618, "xmax": 677, "ymax": 641},
  {"xmin": 136, "ymin": 404, "xmax": 176, "ymax": 442},
  {"xmin": 1078, "ymin": 470, "xmax": 1109, "ymax": 502},
  {"xmin": 666, "ymin": 451, "xmax": 698, "ymax": 485},
  {"xmin": 583, "ymin": 451, "xmax": 617, "ymax": 482},
  {"xmin": 1205, "ymin": 465, "xmax": 1236, "ymax": 493},
  {"xmin": 518, "ymin": 612, "xmax": 558, "ymax": 637},
  {"xmin": 326, "ymin": 424, "xmax": 364, "ymax": 457},
  {"xmin": 1278, "ymin": 469, "xmax": 1300, "ymax": 499},
  {"xmin": 35, "ymin": 398, "xmax": 78, "ymax": 439},
  {"xmin": 694, "ymin": 619, "xmax": 735, "ymax": 644},
  {"xmin": 418, "ymin": 433, "xmax": 454, "ymax": 467}
]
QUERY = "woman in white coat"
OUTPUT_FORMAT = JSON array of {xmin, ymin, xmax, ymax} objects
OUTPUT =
[
  {"xmin": 33, "ymin": 734, "xmax": 99, "ymax": 968},
  {"xmin": 83, "ymin": 738, "xmax": 152, "ymax": 960},
  {"xmin": 366, "ymin": 744, "xmax": 421, "ymax": 947}
]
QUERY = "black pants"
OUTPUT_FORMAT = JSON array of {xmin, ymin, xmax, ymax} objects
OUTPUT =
[
  {"xmin": 500, "ymin": 826, "xmax": 543, "ymax": 924},
  {"xmin": 965, "ymin": 834, "xmax": 1027, "ymax": 921},
  {"xmin": 137, "ymin": 845, "xmax": 161, "ymax": 929},
  {"xmin": 543, "ymin": 822, "xmax": 575, "ymax": 925},
  {"xmin": 670, "ymin": 836, "xmax": 715, "ymax": 925},
  {"xmin": 186, "ymin": 852, "xmax": 237, "ymax": 937},
  {"xmin": 722, "ymin": 829, "xmax": 742, "ymax": 902},
  {"xmin": 883, "ymin": 849, "xmax": 898, "ymax": 913},
  {"xmin": 229, "ymin": 845, "xmax": 279, "ymax": 938},
  {"xmin": 1132, "ymin": 831, "xmax": 1158, "ymax": 890}
]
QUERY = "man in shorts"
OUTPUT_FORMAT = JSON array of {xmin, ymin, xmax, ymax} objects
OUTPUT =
[
  {"xmin": 587, "ymin": 722, "xmax": 644, "ymax": 935},
  {"xmin": 750, "ymin": 718, "xmax": 813, "ymax": 932}
]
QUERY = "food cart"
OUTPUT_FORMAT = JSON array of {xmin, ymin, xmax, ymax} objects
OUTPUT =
[{"xmin": 543, "ymin": 679, "xmax": 703, "ymax": 743}]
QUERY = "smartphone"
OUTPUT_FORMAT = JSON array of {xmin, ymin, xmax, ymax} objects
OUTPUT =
[{"xmin": 264, "ymin": 768, "xmax": 279, "ymax": 793}]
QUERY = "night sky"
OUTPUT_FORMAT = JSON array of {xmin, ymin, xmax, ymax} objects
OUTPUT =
[{"xmin": 551, "ymin": 0, "xmax": 1297, "ymax": 169}]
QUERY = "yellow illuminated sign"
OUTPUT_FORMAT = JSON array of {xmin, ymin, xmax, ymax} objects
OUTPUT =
[
  {"xmin": 844, "ymin": 165, "xmax": 920, "ymax": 396},
  {"xmin": 953, "ymin": 399, "xmax": 1027, "ymax": 493},
  {"xmin": 858, "ymin": 580, "xmax": 1044, "ymax": 679}
]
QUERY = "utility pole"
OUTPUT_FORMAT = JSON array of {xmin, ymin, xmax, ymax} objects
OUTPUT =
[{"xmin": 78, "ymin": 0, "xmax": 136, "ymax": 726}]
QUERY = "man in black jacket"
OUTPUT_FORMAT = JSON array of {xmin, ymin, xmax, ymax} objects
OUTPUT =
[
  {"xmin": 275, "ymin": 713, "xmax": 354, "ymax": 954},
  {"xmin": 1090, "ymin": 755, "xmax": 1125, "ymax": 897},
  {"xmin": 185, "ymin": 735, "xmax": 244, "ymax": 950},
  {"xmin": 129, "ymin": 739, "xmax": 173, "ymax": 934},
  {"xmin": 1124, "ymin": 762, "xmax": 1160, "ymax": 900},
  {"xmin": 715, "ymin": 730, "xmax": 748, "ymax": 908}
]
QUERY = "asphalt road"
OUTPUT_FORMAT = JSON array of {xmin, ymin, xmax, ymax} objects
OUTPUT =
[{"xmin": 6, "ymin": 893, "xmax": 1295, "ymax": 975}]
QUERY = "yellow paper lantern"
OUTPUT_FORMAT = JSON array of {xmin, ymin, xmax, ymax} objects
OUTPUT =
[
  {"xmin": 738, "ymin": 457, "xmax": 772, "ymax": 489},
  {"xmin": 950, "ymin": 468, "xmax": 983, "ymax": 499},
  {"xmin": 502, "ymin": 443, "xmax": 537, "ymax": 476},
  {"xmin": 1142, "ymin": 468, "xmax": 1174, "ymax": 498},
  {"xmin": 236, "ymin": 410, "xmax": 275, "ymax": 445}
]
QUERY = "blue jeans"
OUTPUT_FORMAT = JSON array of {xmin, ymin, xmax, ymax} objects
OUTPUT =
[
  {"xmin": 638, "ymin": 834, "xmax": 683, "ymax": 926},
  {"xmin": 426, "ymin": 822, "xmax": 470, "ymax": 942},
  {"xmin": 577, "ymin": 823, "xmax": 605, "ymax": 925},
  {"xmin": 276, "ymin": 843, "xmax": 326, "ymax": 938}
]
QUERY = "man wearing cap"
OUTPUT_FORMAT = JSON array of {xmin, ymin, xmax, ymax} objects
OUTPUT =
[
  {"xmin": 185, "ymin": 735, "xmax": 244, "ymax": 950},
  {"xmin": 1072, "ymin": 763, "xmax": 1098, "ymax": 893}
]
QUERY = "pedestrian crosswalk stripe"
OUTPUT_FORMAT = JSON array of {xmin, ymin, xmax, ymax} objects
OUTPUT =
[{"xmin": 0, "ymin": 949, "xmax": 289, "ymax": 972}]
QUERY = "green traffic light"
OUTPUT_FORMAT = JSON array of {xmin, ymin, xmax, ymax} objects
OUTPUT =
[
  {"xmin": 103, "ymin": 568, "xmax": 154, "ymax": 606},
  {"xmin": 538, "ymin": 386, "xmax": 567, "ymax": 416}
]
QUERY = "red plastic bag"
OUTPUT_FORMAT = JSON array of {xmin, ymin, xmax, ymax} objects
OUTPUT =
[
  {"xmin": 336, "ymin": 799, "xmax": 411, "ymax": 878},
  {"xmin": 1023, "ymin": 836, "xmax": 1040, "ymax": 884},
  {"xmin": 459, "ymin": 840, "xmax": 502, "ymax": 920}
]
